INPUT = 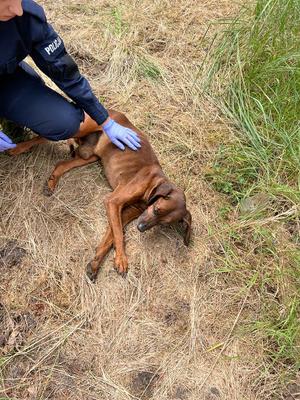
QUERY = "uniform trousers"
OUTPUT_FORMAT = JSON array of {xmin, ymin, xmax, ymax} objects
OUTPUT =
[{"xmin": 0, "ymin": 62, "xmax": 84, "ymax": 141}]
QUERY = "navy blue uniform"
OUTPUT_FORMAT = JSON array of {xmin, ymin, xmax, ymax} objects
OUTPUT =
[{"xmin": 0, "ymin": 0, "xmax": 109, "ymax": 140}]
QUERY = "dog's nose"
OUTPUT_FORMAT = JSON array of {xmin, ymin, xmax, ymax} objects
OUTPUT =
[{"xmin": 137, "ymin": 222, "xmax": 147, "ymax": 232}]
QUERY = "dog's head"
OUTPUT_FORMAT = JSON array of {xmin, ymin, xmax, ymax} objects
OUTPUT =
[{"xmin": 137, "ymin": 182, "xmax": 192, "ymax": 245}]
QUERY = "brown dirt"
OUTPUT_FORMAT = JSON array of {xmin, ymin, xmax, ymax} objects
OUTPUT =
[{"xmin": 0, "ymin": 240, "xmax": 27, "ymax": 269}]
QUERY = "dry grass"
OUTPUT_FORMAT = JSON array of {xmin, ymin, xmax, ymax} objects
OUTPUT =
[{"xmin": 0, "ymin": 0, "xmax": 295, "ymax": 399}]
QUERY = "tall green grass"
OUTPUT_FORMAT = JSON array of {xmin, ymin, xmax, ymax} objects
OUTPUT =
[
  {"xmin": 205, "ymin": 0, "xmax": 300, "ymax": 382},
  {"xmin": 206, "ymin": 0, "xmax": 300, "ymax": 205}
]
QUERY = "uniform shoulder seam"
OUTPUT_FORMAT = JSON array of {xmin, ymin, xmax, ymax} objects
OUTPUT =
[{"xmin": 22, "ymin": 0, "xmax": 46, "ymax": 23}]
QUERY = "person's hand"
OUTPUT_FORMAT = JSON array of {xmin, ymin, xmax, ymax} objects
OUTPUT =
[
  {"xmin": 0, "ymin": 131, "xmax": 16, "ymax": 152},
  {"xmin": 102, "ymin": 119, "xmax": 141, "ymax": 151}
]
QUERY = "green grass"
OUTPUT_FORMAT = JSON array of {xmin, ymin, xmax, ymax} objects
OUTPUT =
[
  {"xmin": 255, "ymin": 297, "xmax": 300, "ymax": 368},
  {"xmin": 137, "ymin": 57, "xmax": 162, "ymax": 80},
  {"xmin": 206, "ymin": 0, "xmax": 300, "ymax": 204},
  {"xmin": 205, "ymin": 0, "xmax": 300, "ymax": 382},
  {"xmin": 110, "ymin": 7, "xmax": 128, "ymax": 36}
]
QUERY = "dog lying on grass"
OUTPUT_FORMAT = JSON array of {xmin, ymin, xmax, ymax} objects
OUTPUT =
[{"xmin": 9, "ymin": 110, "xmax": 192, "ymax": 281}]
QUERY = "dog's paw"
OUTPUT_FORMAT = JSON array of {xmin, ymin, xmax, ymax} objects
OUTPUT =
[
  {"xmin": 86, "ymin": 262, "xmax": 98, "ymax": 283},
  {"xmin": 114, "ymin": 254, "xmax": 128, "ymax": 277},
  {"xmin": 7, "ymin": 146, "xmax": 30, "ymax": 156},
  {"xmin": 43, "ymin": 181, "xmax": 54, "ymax": 197}
]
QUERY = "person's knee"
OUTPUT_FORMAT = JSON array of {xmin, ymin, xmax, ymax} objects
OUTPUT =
[
  {"xmin": 51, "ymin": 117, "xmax": 80, "ymax": 141},
  {"xmin": 42, "ymin": 107, "xmax": 83, "ymax": 141}
]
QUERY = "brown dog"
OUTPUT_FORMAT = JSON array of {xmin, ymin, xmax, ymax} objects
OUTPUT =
[{"xmin": 9, "ymin": 110, "xmax": 192, "ymax": 281}]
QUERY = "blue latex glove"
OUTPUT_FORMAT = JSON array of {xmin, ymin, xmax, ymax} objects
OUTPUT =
[
  {"xmin": 102, "ymin": 119, "xmax": 141, "ymax": 151},
  {"xmin": 0, "ymin": 131, "xmax": 16, "ymax": 152}
]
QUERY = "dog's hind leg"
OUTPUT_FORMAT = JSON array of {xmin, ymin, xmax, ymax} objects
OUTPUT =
[
  {"xmin": 45, "ymin": 154, "xmax": 98, "ymax": 196},
  {"xmin": 86, "ymin": 204, "xmax": 144, "ymax": 282}
]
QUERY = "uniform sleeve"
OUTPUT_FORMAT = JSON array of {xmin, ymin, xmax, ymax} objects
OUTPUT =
[{"xmin": 30, "ymin": 20, "xmax": 109, "ymax": 125}]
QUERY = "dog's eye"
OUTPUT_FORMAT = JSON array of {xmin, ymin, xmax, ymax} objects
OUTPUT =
[{"xmin": 153, "ymin": 206, "xmax": 160, "ymax": 216}]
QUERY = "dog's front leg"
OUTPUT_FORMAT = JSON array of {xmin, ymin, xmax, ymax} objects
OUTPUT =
[
  {"xmin": 8, "ymin": 136, "xmax": 48, "ymax": 156},
  {"xmin": 86, "ymin": 204, "xmax": 144, "ymax": 282},
  {"xmin": 104, "ymin": 185, "xmax": 145, "ymax": 276}
]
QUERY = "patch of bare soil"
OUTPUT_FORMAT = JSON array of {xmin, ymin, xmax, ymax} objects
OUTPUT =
[
  {"xmin": 0, "ymin": 240, "xmax": 27, "ymax": 269},
  {"xmin": 131, "ymin": 370, "xmax": 160, "ymax": 399},
  {"xmin": 0, "ymin": 306, "xmax": 36, "ymax": 353}
]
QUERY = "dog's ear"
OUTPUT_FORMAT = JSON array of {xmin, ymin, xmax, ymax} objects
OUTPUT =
[
  {"xmin": 182, "ymin": 210, "xmax": 192, "ymax": 246},
  {"xmin": 148, "ymin": 182, "xmax": 174, "ymax": 205}
]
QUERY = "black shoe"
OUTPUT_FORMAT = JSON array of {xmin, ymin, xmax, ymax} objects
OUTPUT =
[{"xmin": 0, "ymin": 118, "xmax": 30, "ymax": 143}]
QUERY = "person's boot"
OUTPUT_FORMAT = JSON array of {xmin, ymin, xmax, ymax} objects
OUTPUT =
[{"xmin": 0, "ymin": 118, "xmax": 30, "ymax": 143}]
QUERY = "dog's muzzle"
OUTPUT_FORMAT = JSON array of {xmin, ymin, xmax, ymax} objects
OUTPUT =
[{"xmin": 137, "ymin": 222, "xmax": 148, "ymax": 232}]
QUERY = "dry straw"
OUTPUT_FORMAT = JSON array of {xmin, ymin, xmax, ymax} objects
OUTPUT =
[{"xmin": 0, "ymin": 1, "xmax": 274, "ymax": 399}]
